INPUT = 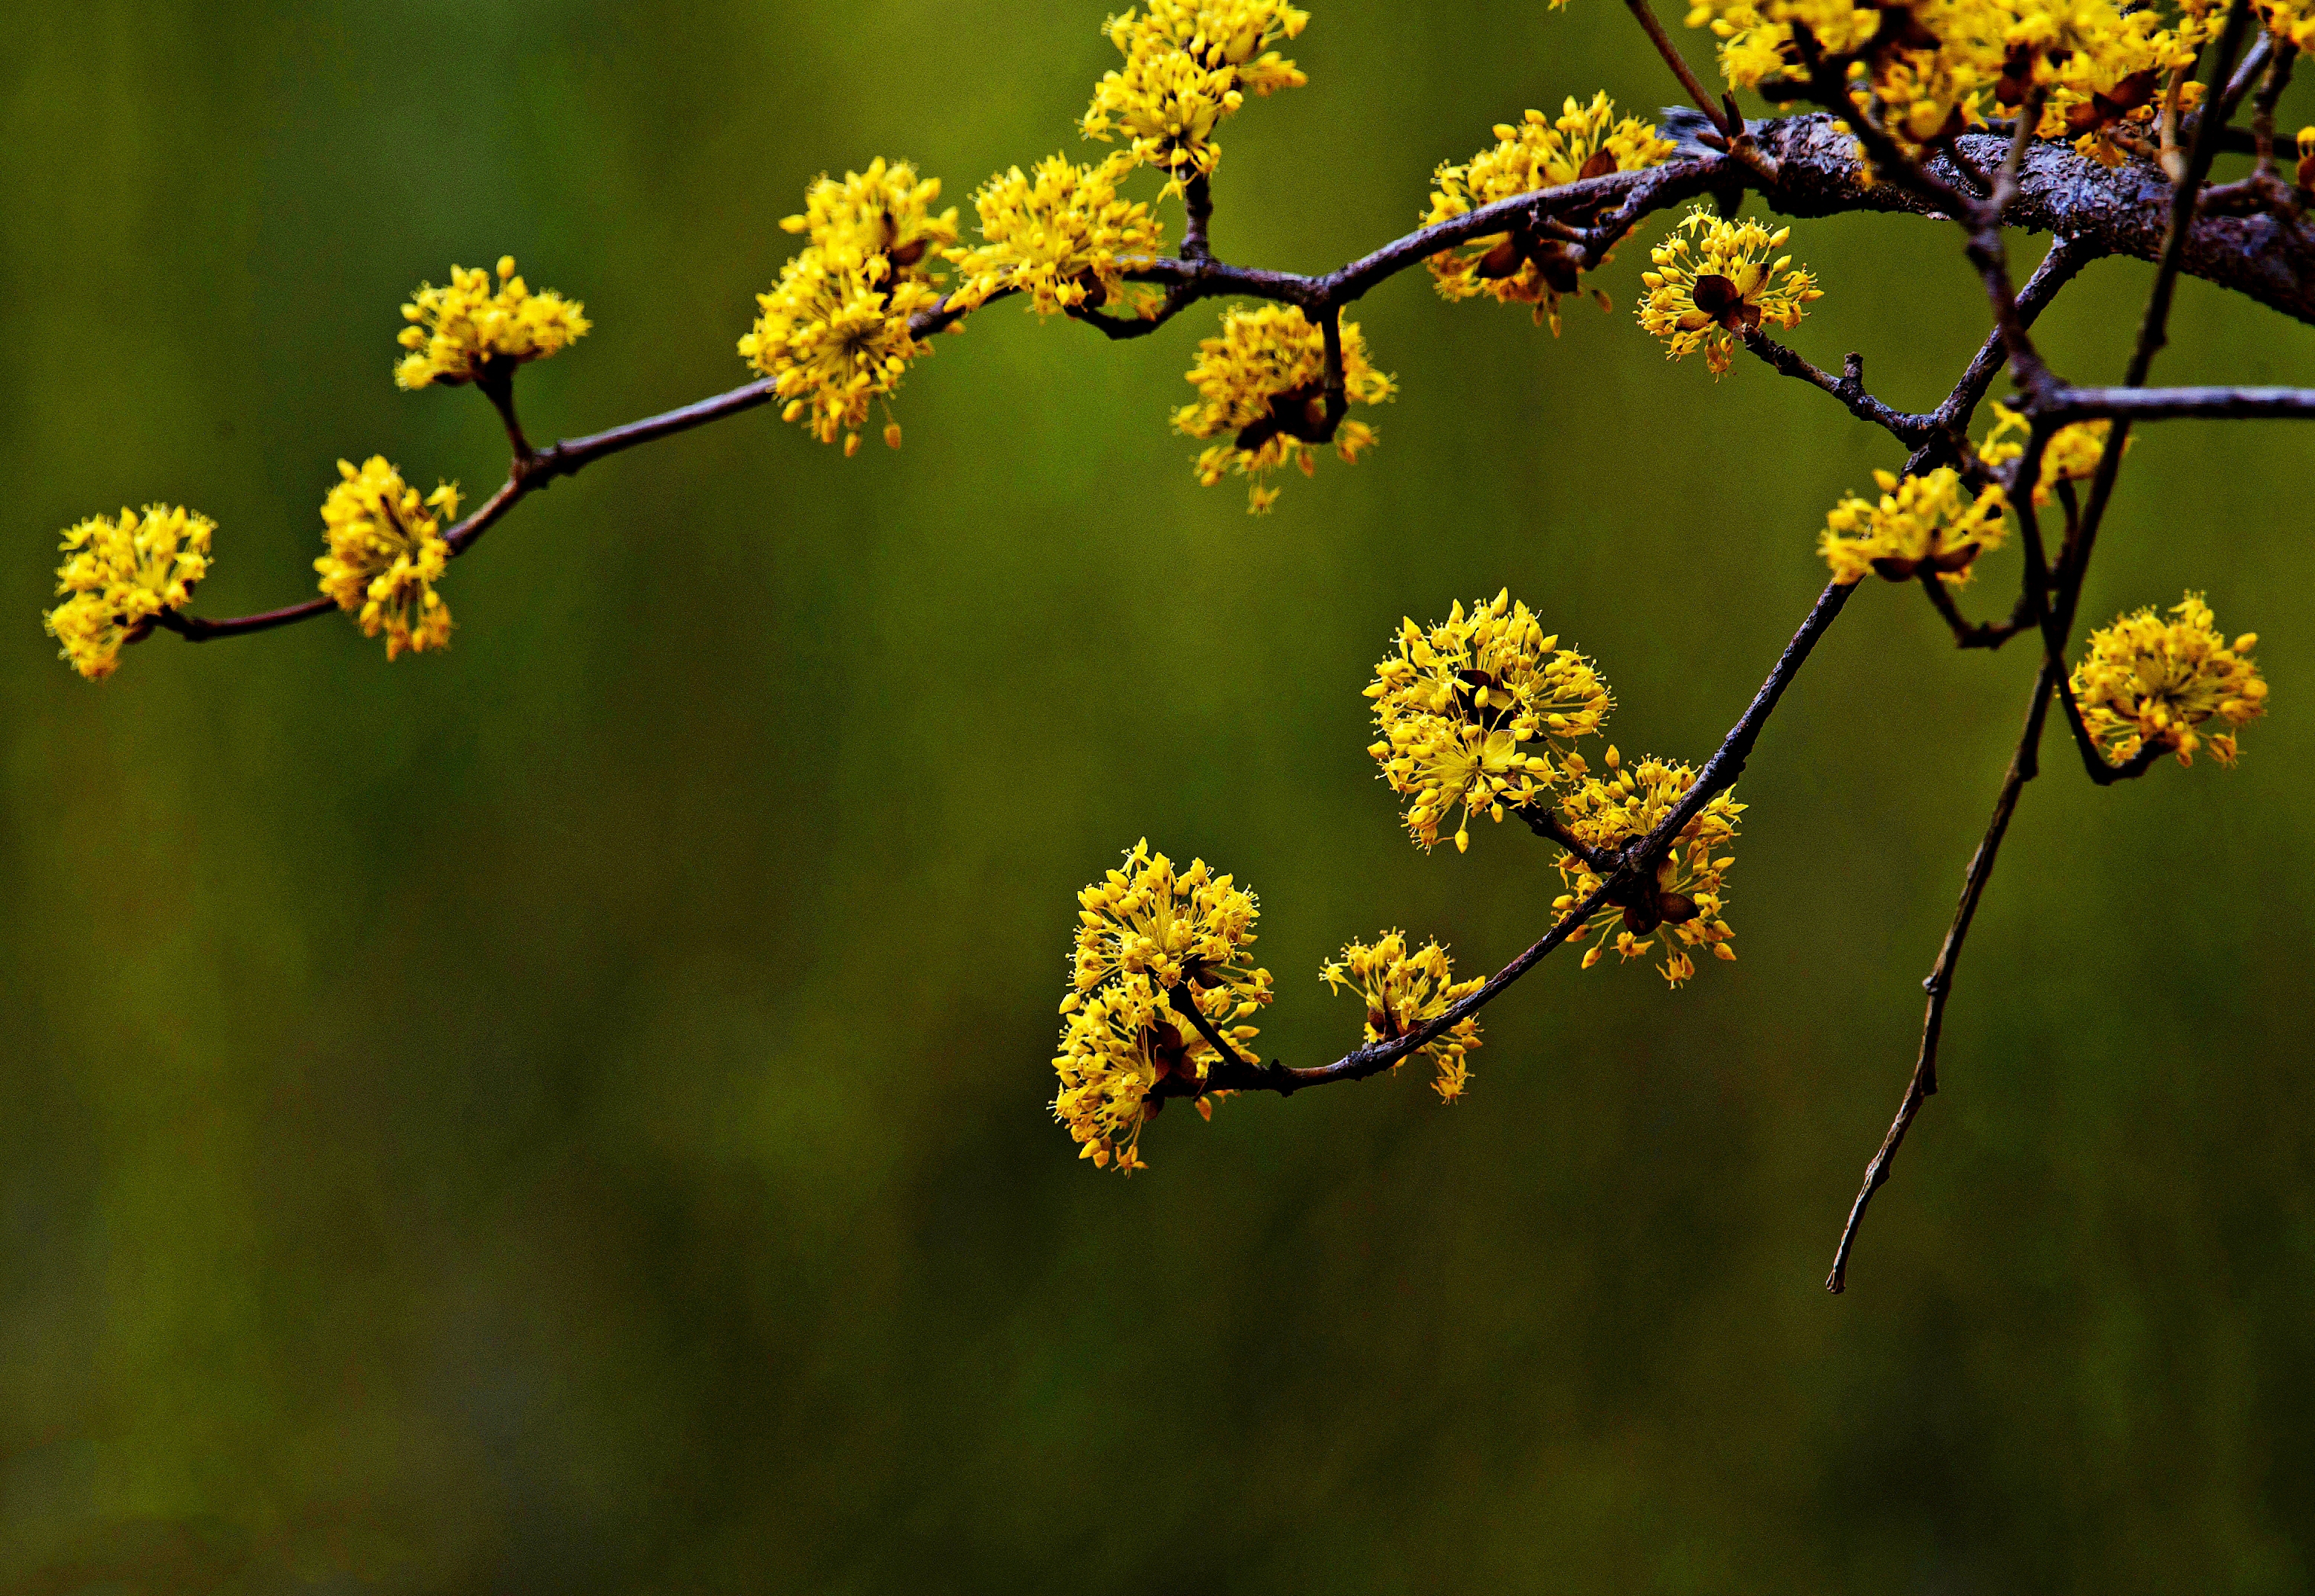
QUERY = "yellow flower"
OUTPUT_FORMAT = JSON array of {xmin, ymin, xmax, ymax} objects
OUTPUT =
[
  {"xmin": 780, "ymin": 158, "xmax": 958, "ymax": 271},
  {"xmin": 395, "ymin": 257, "xmax": 589, "ymax": 390},
  {"xmin": 2298, "ymin": 124, "xmax": 2315, "ymax": 190},
  {"xmin": 2071, "ymin": 592, "xmax": 2267, "ymax": 767},
  {"xmin": 1979, "ymin": 402, "xmax": 2125, "ymax": 501},
  {"xmin": 740, "ymin": 245, "xmax": 942, "ymax": 452},
  {"xmin": 42, "ymin": 503, "xmax": 215, "ymax": 680},
  {"xmin": 743, "ymin": 160, "xmax": 957, "ymax": 453},
  {"xmin": 2269, "ymin": 1, "xmax": 2315, "ymax": 53},
  {"xmin": 1056, "ymin": 840, "xmax": 1274, "ymax": 1171},
  {"xmin": 1550, "ymin": 748, "xmax": 1742, "ymax": 988},
  {"xmin": 1320, "ymin": 932, "xmax": 1484, "ymax": 1103},
  {"xmin": 1818, "ymin": 466, "xmax": 2010, "ymax": 585},
  {"xmin": 947, "ymin": 152, "xmax": 1167, "ymax": 318},
  {"xmin": 1082, "ymin": 0, "xmax": 1311, "ymax": 178},
  {"xmin": 1637, "ymin": 208, "xmax": 1821, "ymax": 376},
  {"xmin": 1172, "ymin": 304, "xmax": 1395, "ymax": 511},
  {"xmin": 1686, "ymin": 0, "xmax": 1884, "ymax": 93},
  {"xmin": 1366, "ymin": 589, "xmax": 1614, "ymax": 853},
  {"xmin": 314, "ymin": 457, "xmax": 459, "ymax": 660},
  {"xmin": 1424, "ymin": 94, "xmax": 1677, "ymax": 333}
]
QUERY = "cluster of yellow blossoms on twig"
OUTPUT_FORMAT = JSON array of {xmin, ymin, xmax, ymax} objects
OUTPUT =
[
  {"xmin": 396, "ymin": 256, "xmax": 591, "ymax": 393},
  {"xmin": 1056, "ymin": 841, "xmax": 1274, "ymax": 1172},
  {"xmin": 2071, "ymin": 594, "xmax": 2267, "ymax": 765},
  {"xmin": 43, "ymin": 256, "xmax": 585, "ymax": 675},
  {"xmin": 1689, "ymin": 0, "xmax": 2228, "ymax": 165},
  {"xmin": 1055, "ymin": 588, "xmax": 1765, "ymax": 1171},
  {"xmin": 43, "ymin": 506, "xmax": 214, "ymax": 681},
  {"xmin": 1638, "ymin": 212, "xmax": 1823, "ymax": 376},
  {"xmin": 1425, "ymin": 94, "xmax": 1679, "ymax": 333}
]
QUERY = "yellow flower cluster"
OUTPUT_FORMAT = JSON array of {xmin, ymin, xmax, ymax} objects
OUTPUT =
[
  {"xmin": 42, "ymin": 504, "xmax": 215, "ymax": 680},
  {"xmin": 1321, "ymin": 933, "xmax": 1484, "ymax": 1103},
  {"xmin": 948, "ymin": 152, "xmax": 1167, "ymax": 319},
  {"xmin": 1366, "ymin": 590, "xmax": 1614, "ymax": 852},
  {"xmin": 314, "ymin": 457, "xmax": 460, "ymax": 660},
  {"xmin": 740, "ymin": 159, "xmax": 958, "ymax": 454},
  {"xmin": 1172, "ymin": 304, "xmax": 1394, "ymax": 511},
  {"xmin": 2265, "ymin": 0, "xmax": 2315, "ymax": 50},
  {"xmin": 1980, "ymin": 402, "xmax": 2123, "ymax": 503},
  {"xmin": 1637, "ymin": 209, "xmax": 1822, "ymax": 376},
  {"xmin": 1082, "ymin": 1, "xmax": 1311, "ymax": 179},
  {"xmin": 1551, "ymin": 748, "xmax": 1742, "ymax": 987},
  {"xmin": 1056, "ymin": 840, "xmax": 1274, "ymax": 1172},
  {"xmin": 395, "ymin": 257, "xmax": 589, "ymax": 391},
  {"xmin": 1424, "ymin": 94, "xmax": 1677, "ymax": 333},
  {"xmin": 1819, "ymin": 466, "xmax": 2010, "ymax": 585},
  {"xmin": 1683, "ymin": 0, "xmax": 2215, "ymax": 165},
  {"xmin": 2071, "ymin": 593, "xmax": 2267, "ymax": 767}
]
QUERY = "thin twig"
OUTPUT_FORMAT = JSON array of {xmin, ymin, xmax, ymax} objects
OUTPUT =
[
  {"xmin": 1180, "ymin": 171, "xmax": 1216, "ymax": 262},
  {"xmin": 478, "ymin": 364, "xmax": 533, "ymax": 462},
  {"xmin": 2049, "ymin": 672, "xmax": 2179, "ymax": 784},
  {"xmin": 1167, "ymin": 982, "xmax": 1258, "ymax": 1072},
  {"xmin": 1907, "ymin": 233, "xmax": 2101, "ymax": 477},
  {"xmin": 1917, "ymin": 572, "xmax": 2029, "ymax": 650},
  {"xmin": 156, "ymin": 596, "xmax": 338, "ymax": 641},
  {"xmin": 1828, "ymin": 655, "xmax": 2056, "ymax": 1292},
  {"xmin": 1623, "ymin": 0, "xmax": 1736, "ymax": 137},
  {"xmin": 1521, "ymin": 806, "xmax": 1619, "ymax": 872},
  {"xmin": 1965, "ymin": 89, "xmax": 2058, "ymax": 400},
  {"xmin": 1741, "ymin": 338, "xmax": 1938, "ymax": 445}
]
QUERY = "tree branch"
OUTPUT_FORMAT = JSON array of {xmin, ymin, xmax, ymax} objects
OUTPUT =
[
  {"xmin": 2049, "ymin": 672, "xmax": 2180, "ymax": 783},
  {"xmin": 1828, "ymin": 655, "xmax": 2056, "ymax": 1292},
  {"xmin": 1917, "ymin": 572, "xmax": 2030, "ymax": 650},
  {"xmin": 2036, "ymin": 384, "xmax": 2315, "ymax": 421},
  {"xmin": 158, "ymin": 101, "xmax": 2315, "ymax": 647},
  {"xmin": 1172, "ymin": 579, "xmax": 1858, "ymax": 1101},
  {"xmin": 1741, "ymin": 339, "xmax": 1938, "ymax": 445}
]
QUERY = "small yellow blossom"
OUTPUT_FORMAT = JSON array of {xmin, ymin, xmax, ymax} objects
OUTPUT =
[
  {"xmin": 2298, "ymin": 125, "xmax": 2315, "ymax": 190},
  {"xmin": 2071, "ymin": 592, "xmax": 2267, "ymax": 767},
  {"xmin": 1979, "ymin": 402, "xmax": 2124, "ymax": 501},
  {"xmin": 1819, "ymin": 466, "xmax": 2010, "ymax": 585},
  {"xmin": 1082, "ymin": 1, "xmax": 1311, "ymax": 178},
  {"xmin": 42, "ymin": 504, "xmax": 214, "ymax": 680},
  {"xmin": 314, "ymin": 457, "xmax": 459, "ymax": 660},
  {"xmin": 1173, "ymin": 303, "xmax": 1394, "ymax": 511},
  {"xmin": 1320, "ymin": 932, "xmax": 1483, "ymax": 1102},
  {"xmin": 1637, "ymin": 209, "xmax": 1821, "ymax": 376},
  {"xmin": 1056, "ymin": 840, "xmax": 1274, "ymax": 1171},
  {"xmin": 1367, "ymin": 589, "xmax": 1614, "ymax": 852},
  {"xmin": 396, "ymin": 257, "xmax": 589, "ymax": 390},
  {"xmin": 947, "ymin": 152, "xmax": 1166, "ymax": 318},
  {"xmin": 1425, "ymin": 94, "xmax": 1677, "ymax": 333},
  {"xmin": 1551, "ymin": 748, "xmax": 1742, "ymax": 987},
  {"xmin": 780, "ymin": 158, "xmax": 959, "ymax": 268},
  {"xmin": 1685, "ymin": 0, "xmax": 1884, "ymax": 95}
]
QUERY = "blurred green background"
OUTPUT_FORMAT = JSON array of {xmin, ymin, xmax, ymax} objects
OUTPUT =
[{"xmin": 4, "ymin": 1, "xmax": 2312, "ymax": 1589}]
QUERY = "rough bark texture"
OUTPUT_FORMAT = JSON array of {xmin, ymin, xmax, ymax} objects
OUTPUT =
[{"xmin": 1753, "ymin": 114, "xmax": 2315, "ymax": 326}]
